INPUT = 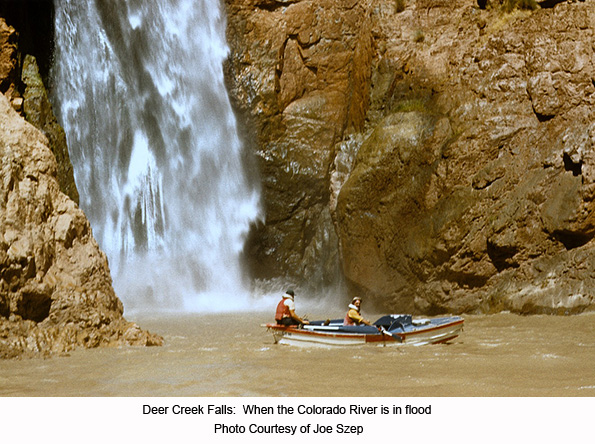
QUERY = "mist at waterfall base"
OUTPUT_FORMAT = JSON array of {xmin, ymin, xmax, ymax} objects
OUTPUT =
[{"xmin": 50, "ymin": 0, "xmax": 281, "ymax": 313}]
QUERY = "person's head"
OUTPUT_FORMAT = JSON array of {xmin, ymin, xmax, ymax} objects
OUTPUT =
[
  {"xmin": 351, "ymin": 296, "xmax": 361, "ymax": 307},
  {"xmin": 284, "ymin": 289, "xmax": 295, "ymax": 300}
]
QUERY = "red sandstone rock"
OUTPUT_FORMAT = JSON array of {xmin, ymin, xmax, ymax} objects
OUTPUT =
[
  {"xmin": 225, "ymin": 0, "xmax": 595, "ymax": 314},
  {"xmin": 0, "ymin": 92, "xmax": 163, "ymax": 359}
]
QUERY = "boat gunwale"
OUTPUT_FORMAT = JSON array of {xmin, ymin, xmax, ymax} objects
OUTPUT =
[
  {"xmin": 266, "ymin": 324, "xmax": 371, "ymax": 340},
  {"xmin": 265, "ymin": 316, "xmax": 464, "ymax": 344}
]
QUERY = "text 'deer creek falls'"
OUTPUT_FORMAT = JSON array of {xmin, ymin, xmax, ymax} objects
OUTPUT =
[{"xmin": 142, "ymin": 403, "xmax": 432, "ymax": 437}]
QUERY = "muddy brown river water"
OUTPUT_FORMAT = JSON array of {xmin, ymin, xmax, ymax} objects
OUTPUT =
[{"xmin": 1, "ymin": 311, "xmax": 594, "ymax": 397}]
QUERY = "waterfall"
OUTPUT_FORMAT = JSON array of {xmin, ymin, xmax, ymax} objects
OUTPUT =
[{"xmin": 50, "ymin": 0, "xmax": 261, "ymax": 312}]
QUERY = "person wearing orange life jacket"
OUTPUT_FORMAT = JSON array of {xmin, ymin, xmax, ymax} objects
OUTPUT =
[
  {"xmin": 343, "ymin": 296, "xmax": 373, "ymax": 326},
  {"xmin": 275, "ymin": 289, "xmax": 309, "ymax": 326}
]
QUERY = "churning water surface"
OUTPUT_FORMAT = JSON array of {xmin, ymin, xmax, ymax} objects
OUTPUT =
[{"xmin": 1, "ymin": 311, "xmax": 594, "ymax": 396}]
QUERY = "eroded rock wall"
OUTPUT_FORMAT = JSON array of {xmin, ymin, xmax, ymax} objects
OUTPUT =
[
  {"xmin": 0, "ymin": 14, "xmax": 79, "ymax": 204},
  {"xmin": 338, "ymin": 0, "xmax": 595, "ymax": 314},
  {"xmin": 226, "ymin": 0, "xmax": 595, "ymax": 314},
  {"xmin": 0, "ymin": 92, "xmax": 163, "ymax": 358},
  {"xmin": 0, "ymin": 15, "xmax": 162, "ymax": 358},
  {"xmin": 225, "ymin": 0, "xmax": 374, "ymax": 288}
]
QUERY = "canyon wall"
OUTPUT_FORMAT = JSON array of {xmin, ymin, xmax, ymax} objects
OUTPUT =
[
  {"xmin": 225, "ymin": 0, "xmax": 595, "ymax": 314},
  {"xmin": 225, "ymin": 0, "xmax": 374, "ymax": 289},
  {"xmin": 3, "ymin": 0, "xmax": 594, "ymax": 354},
  {"xmin": 0, "ymin": 16, "xmax": 162, "ymax": 358}
]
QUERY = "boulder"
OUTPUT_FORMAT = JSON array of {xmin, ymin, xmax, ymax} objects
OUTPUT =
[{"xmin": 0, "ymin": 93, "xmax": 162, "ymax": 358}]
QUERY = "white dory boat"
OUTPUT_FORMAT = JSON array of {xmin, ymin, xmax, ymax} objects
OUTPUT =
[{"xmin": 264, "ymin": 314, "xmax": 464, "ymax": 347}]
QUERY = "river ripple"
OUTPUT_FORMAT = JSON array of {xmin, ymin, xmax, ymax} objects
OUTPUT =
[{"xmin": 0, "ymin": 311, "xmax": 594, "ymax": 397}]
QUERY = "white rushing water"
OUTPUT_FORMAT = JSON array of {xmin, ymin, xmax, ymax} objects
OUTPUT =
[{"xmin": 50, "ymin": 0, "xmax": 262, "ymax": 312}]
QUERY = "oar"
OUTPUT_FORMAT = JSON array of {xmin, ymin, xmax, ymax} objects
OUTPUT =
[{"xmin": 379, "ymin": 326, "xmax": 403, "ymax": 344}]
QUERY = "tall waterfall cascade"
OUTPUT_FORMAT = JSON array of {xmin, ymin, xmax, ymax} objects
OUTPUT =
[{"xmin": 50, "ymin": 0, "xmax": 261, "ymax": 312}]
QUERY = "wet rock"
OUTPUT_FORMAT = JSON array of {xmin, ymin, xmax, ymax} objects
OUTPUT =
[
  {"xmin": 21, "ymin": 54, "xmax": 80, "ymax": 205},
  {"xmin": 225, "ymin": 0, "xmax": 373, "ymax": 287},
  {"xmin": 0, "ymin": 19, "xmax": 17, "ymax": 98},
  {"xmin": 226, "ymin": 0, "xmax": 595, "ymax": 315},
  {"xmin": 0, "ymin": 93, "xmax": 163, "ymax": 359}
]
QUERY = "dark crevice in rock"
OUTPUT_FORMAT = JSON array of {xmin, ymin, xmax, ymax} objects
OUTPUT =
[
  {"xmin": 534, "ymin": 110, "xmax": 555, "ymax": 123},
  {"xmin": 274, "ymin": 38, "xmax": 288, "ymax": 94},
  {"xmin": 439, "ymin": 272, "xmax": 489, "ymax": 290},
  {"xmin": 538, "ymin": 0, "xmax": 572, "ymax": 8},
  {"xmin": 306, "ymin": 65, "xmax": 318, "ymax": 76},
  {"xmin": 562, "ymin": 152, "xmax": 582, "ymax": 176},
  {"xmin": 486, "ymin": 240, "xmax": 520, "ymax": 272},
  {"xmin": 256, "ymin": 1, "xmax": 298, "ymax": 12},
  {"xmin": 555, "ymin": 230, "xmax": 592, "ymax": 250},
  {"xmin": 0, "ymin": 298, "xmax": 8, "ymax": 319},
  {"xmin": 17, "ymin": 291, "xmax": 52, "ymax": 323},
  {"xmin": 0, "ymin": 0, "xmax": 55, "ymax": 86}
]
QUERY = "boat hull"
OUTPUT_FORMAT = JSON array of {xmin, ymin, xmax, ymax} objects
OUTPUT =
[{"xmin": 265, "ymin": 315, "xmax": 464, "ymax": 347}]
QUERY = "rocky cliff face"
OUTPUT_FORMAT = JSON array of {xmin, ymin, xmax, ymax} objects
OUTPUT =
[
  {"xmin": 0, "ymin": 17, "xmax": 162, "ymax": 358},
  {"xmin": 0, "ymin": 13, "xmax": 78, "ymax": 205},
  {"xmin": 0, "ymin": 91, "xmax": 163, "ymax": 358},
  {"xmin": 225, "ymin": 0, "xmax": 374, "ymax": 289},
  {"xmin": 225, "ymin": 0, "xmax": 595, "ymax": 314}
]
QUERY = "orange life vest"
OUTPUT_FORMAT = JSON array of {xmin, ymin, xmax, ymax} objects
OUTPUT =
[
  {"xmin": 344, "ymin": 312, "xmax": 355, "ymax": 325},
  {"xmin": 344, "ymin": 306, "xmax": 361, "ymax": 325},
  {"xmin": 275, "ymin": 298, "xmax": 290, "ymax": 321}
]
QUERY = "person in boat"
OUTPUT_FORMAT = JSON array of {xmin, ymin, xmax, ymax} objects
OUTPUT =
[
  {"xmin": 344, "ymin": 296, "xmax": 373, "ymax": 326},
  {"xmin": 275, "ymin": 289, "xmax": 309, "ymax": 326}
]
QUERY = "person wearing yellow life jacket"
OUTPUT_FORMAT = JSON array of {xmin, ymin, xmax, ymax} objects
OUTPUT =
[
  {"xmin": 275, "ymin": 289, "xmax": 309, "ymax": 326},
  {"xmin": 343, "ymin": 296, "xmax": 373, "ymax": 326}
]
